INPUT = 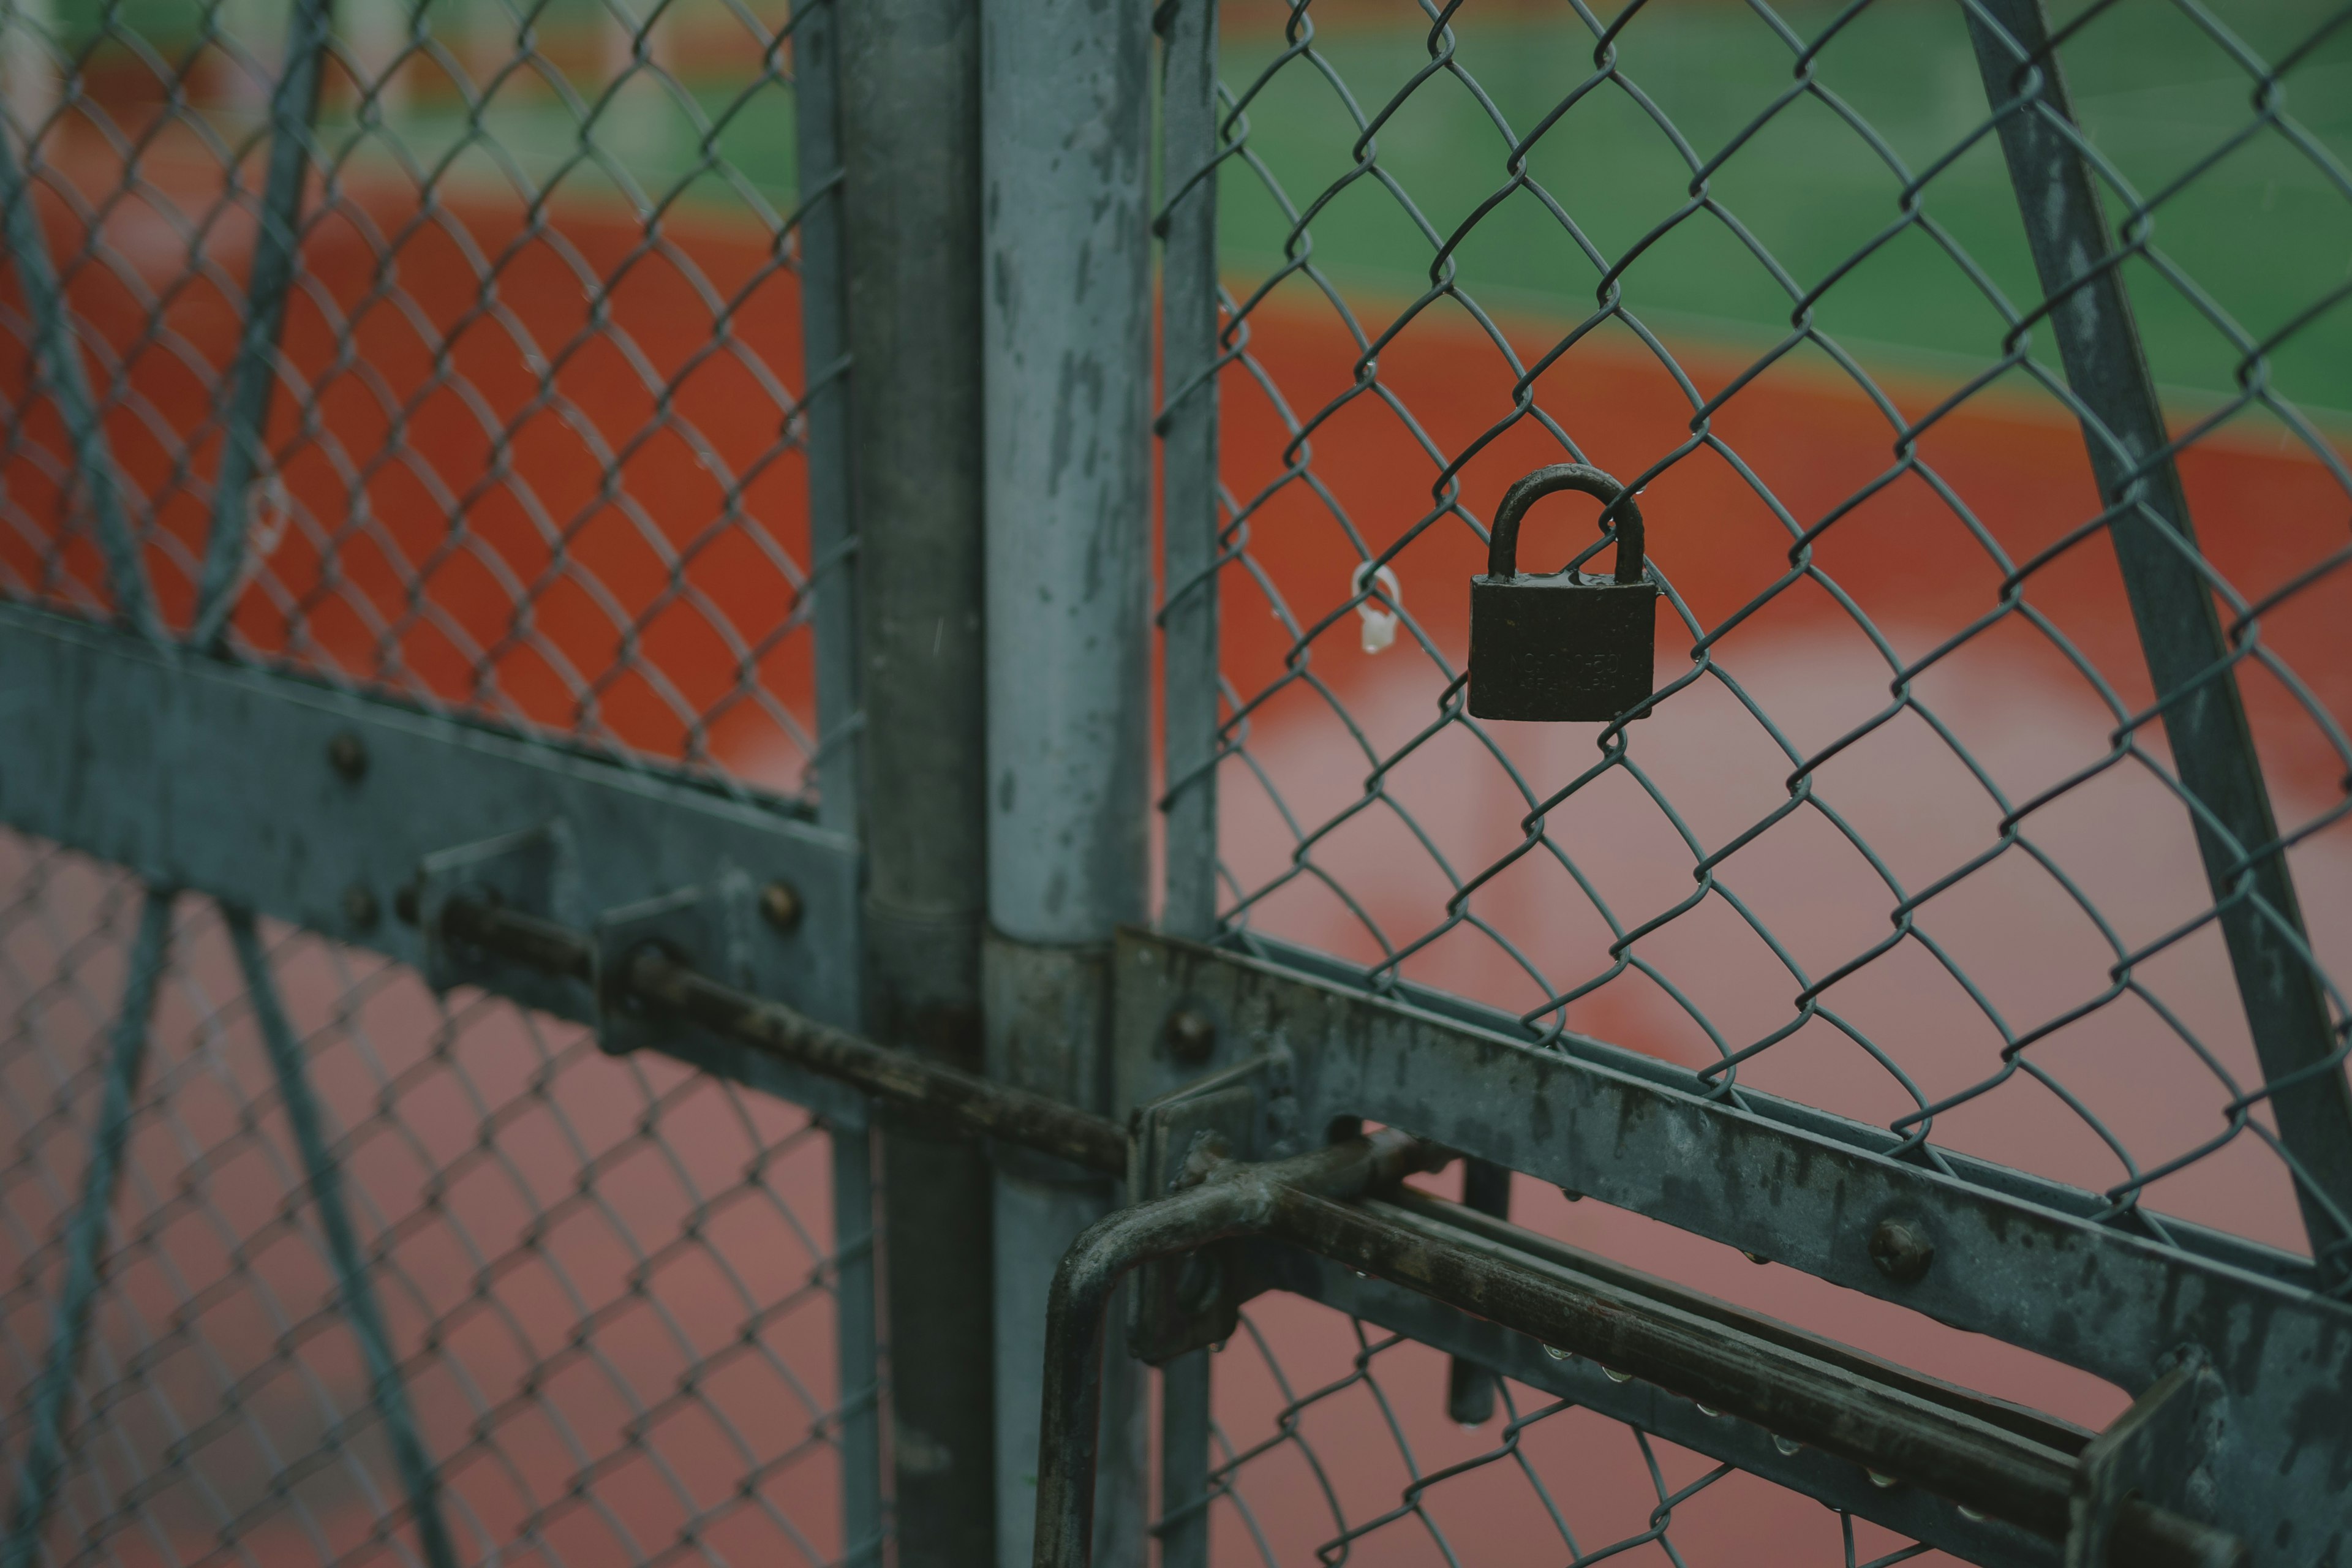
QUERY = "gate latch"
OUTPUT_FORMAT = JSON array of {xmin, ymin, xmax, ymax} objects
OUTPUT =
[{"xmin": 1126, "ymin": 1051, "xmax": 1298, "ymax": 1363}]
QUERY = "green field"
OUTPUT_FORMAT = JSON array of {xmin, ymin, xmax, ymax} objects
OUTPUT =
[
  {"xmin": 55, "ymin": 0, "xmax": 2352, "ymax": 412},
  {"xmin": 1214, "ymin": 0, "xmax": 2352, "ymax": 413}
]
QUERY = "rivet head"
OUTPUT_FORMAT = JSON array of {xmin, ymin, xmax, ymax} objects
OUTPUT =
[
  {"xmin": 759, "ymin": 880, "xmax": 804, "ymax": 932},
  {"xmin": 1869, "ymin": 1218, "xmax": 1934, "ymax": 1284},
  {"xmin": 326, "ymin": 731, "xmax": 368, "ymax": 781},
  {"xmin": 342, "ymin": 883, "xmax": 380, "ymax": 930},
  {"xmin": 1164, "ymin": 1006, "xmax": 1216, "ymax": 1064}
]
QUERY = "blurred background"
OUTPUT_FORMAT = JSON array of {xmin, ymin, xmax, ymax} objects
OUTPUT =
[{"xmin": 4, "ymin": 0, "xmax": 2348, "ymax": 1563}]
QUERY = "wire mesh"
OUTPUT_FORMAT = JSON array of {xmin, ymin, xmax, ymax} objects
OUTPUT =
[
  {"xmin": 1180, "ymin": 0, "xmax": 2352, "ymax": 1278},
  {"xmin": 0, "ymin": 829, "xmax": 868, "ymax": 1567},
  {"xmin": 0, "ymin": 0, "xmax": 844, "ymax": 799},
  {"xmin": 1192, "ymin": 1295, "xmax": 1935, "ymax": 1568}
]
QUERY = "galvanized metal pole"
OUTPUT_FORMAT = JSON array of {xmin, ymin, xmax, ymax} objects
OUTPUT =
[
  {"xmin": 979, "ymin": 0, "xmax": 1155, "ymax": 1561},
  {"xmin": 837, "ymin": 2, "xmax": 997, "ymax": 1562},
  {"xmin": 1154, "ymin": 0, "xmax": 1221, "ymax": 1560},
  {"xmin": 1965, "ymin": 0, "xmax": 2352, "ymax": 1280}
]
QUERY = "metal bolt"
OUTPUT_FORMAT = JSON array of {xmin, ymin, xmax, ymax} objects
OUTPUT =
[
  {"xmin": 326, "ymin": 731, "xmax": 368, "ymax": 781},
  {"xmin": 342, "ymin": 883, "xmax": 380, "ymax": 930},
  {"xmin": 759, "ymin": 880, "xmax": 804, "ymax": 932},
  {"xmin": 1868, "ymin": 1218, "xmax": 1934, "ymax": 1284},
  {"xmin": 1164, "ymin": 1006, "xmax": 1216, "ymax": 1064}
]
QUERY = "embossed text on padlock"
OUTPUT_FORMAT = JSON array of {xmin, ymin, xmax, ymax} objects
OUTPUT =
[{"xmin": 1468, "ymin": 463, "xmax": 1659, "ymax": 723}]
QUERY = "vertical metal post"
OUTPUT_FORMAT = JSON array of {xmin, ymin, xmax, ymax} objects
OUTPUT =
[
  {"xmin": 224, "ymin": 905, "xmax": 458, "ymax": 1568},
  {"xmin": 791, "ymin": 0, "xmax": 859, "ymax": 839},
  {"xmin": 836, "ymin": 2, "xmax": 996, "ymax": 1562},
  {"xmin": 1444, "ymin": 1159, "xmax": 1510, "ymax": 1423},
  {"xmin": 829, "ymin": 1128, "xmax": 885, "ymax": 1567},
  {"xmin": 190, "ymin": 0, "xmax": 334, "ymax": 649},
  {"xmin": 979, "ymin": 0, "xmax": 1154, "ymax": 1561},
  {"xmin": 1965, "ymin": 0, "xmax": 2352, "ymax": 1280},
  {"xmin": 1155, "ymin": 0, "xmax": 1221, "ymax": 1562},
  {"xmin": 2, "ymin": 886, "xmax": 173, "ymax": 1568},
  {"xmin": 0, "ymin": 107, "xmax": 159, "ymax": 641}
]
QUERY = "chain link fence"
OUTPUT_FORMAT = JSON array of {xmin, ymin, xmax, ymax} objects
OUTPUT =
[
  {"xmin": 6, "ymin": 0, "xmax": 2348, "ymax": 1561},
  {"xmin": 1191, "ymin": 0, "xmax": 2349, "ymax": 1261},
  {"xmin": 1162, "ymin": 0, "xmax": 2351, "ymax": 1557},
  {"xmin": 0, "ymin": 834, "xmax": 866, "ymax": 1567},
  {"xmin": 0, "ymin": 0, "xmax": 844, "ymax": 799},
  {"xmin": 2, "ymin": 0, "xmax": 872, "ymax": 1561}
]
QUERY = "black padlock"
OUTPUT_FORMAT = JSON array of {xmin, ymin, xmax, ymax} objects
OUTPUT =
[{"xmin": 1468, "ymin": 462, "xmax": 1657, "ymax": 722}]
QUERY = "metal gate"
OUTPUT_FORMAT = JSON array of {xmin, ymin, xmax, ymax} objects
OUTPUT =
[{"xmin": 2, "ymin": 0, "xmax": 2346, "ymax": 1566}]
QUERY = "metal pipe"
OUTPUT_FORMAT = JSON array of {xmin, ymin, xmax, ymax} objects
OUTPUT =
[
  {"xmin": 827, "ymin": 1128, "xmax": 885, "ymax": 1568},
  {"xmin": 432, "ymin": 896, "xmax": 1127, "ymax": 1175},
  {"xmin": 1030, "ymin": 1140, "xmax": 2244, "ymax": 1568},
  {"xmin": 190, "ymin": 0, "xmax": 335, "ymax": 648},
  {"xmin": 2, "ymin": 887, "xmax": 173, "ymax": 1568},
  {"xmin": 425, "ymin": 891, "xmax": 2241, "ymax": 1568},
  {"xmin": 978, "ymin": 0, "xmax": 1156, "ymax": 1552},
  {"xmin": 836, "ymin": 0, "xmax": 997, "ymax": 1553},
  {"xmin": 225, "ymin": 905, "xmax": 458, "ymax": 1568},
  {"xmin": 1268, "ymin": 1187, "xmax": 2244, "ymax": 1568},
  {"xmin": 1030, "ymin": 1132, "xmax": 1440, "ymax": 1568},
  {"xmin": 1442, "ymin": 1157, "xmax": 1510, "ymax": 1424},
  {"xmin": 1152, "ymin": 0, "xmax": 1225, "ymax": 1544},
  {"xmin": 1963, "ymin": 0, "xmax": 2352, "ymax": 1281}
]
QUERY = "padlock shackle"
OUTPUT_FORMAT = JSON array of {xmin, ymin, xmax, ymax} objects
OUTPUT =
[{"xmin": 1487, "ymin": 464, "xmax": 1646, "ymax": 586}]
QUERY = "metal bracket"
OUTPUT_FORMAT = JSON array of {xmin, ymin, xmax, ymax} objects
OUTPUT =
[
  {"xmin": 594, "ymin": 877, "xmax": 756, "ymax": 1057},
  {"xmin": 418, "ymin": 823, "xmax": 588, "ymax": 1018},
  {"xmin": 2065, "ymin": 1351, "xmax": 2226, "ymax": 1568},
  {"xmin": 583, "ymin": 880, "xmax": 869, "ymax": 1128},
  {"xmin": 0, "ymin": 603, "xmax": 863, "ymax": 1051},
  {"xmin": 1125, "ymin": 1053, "xmax": 1298, "ymax": 1362}
]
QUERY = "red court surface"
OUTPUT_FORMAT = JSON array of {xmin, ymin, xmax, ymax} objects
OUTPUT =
[{"xmin": 7, "ymin": 149, "xmax": 2350, "ymax": 1563}]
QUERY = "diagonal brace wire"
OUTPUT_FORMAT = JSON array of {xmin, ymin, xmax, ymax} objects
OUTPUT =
[
  {"xmin": 1, "ymin": 884, "xmax": 174, "ymax": 1568},
  {"xmin": 222, "ymin": 902, "xmax": 460, "ymax": 1568}
]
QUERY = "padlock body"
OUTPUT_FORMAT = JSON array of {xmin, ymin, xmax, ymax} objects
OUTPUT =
[{"xmin": 1468, "ymin": 573, "xmax": 1658, "ymax": 722}]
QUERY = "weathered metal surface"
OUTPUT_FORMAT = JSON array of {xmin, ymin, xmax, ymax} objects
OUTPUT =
[
  {"xmin": 1030, "ymin": 1133, "xmax": 1441, "ymax": 1568},
  {"xmin": 0, "ymin": 605, "xmax": 862, "ymax": 1030},
  {"xmin": 1260, "ymin": 1245, "xmax": 2060, "ymax": 1568},
  {"xmin": 1115, "ymin": 929, "xmax": 2352, "ymax": 1558},
  {"xmin": 2063, "ymin": 1352, "xmax": 2232, "ymax": 1568}
]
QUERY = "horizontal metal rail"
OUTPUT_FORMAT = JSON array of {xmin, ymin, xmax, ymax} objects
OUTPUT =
[
  {"xmin": 433, "ymin": 898, "xmax": 1124, "ymax": 1174},
  {"xmin": 427, "ymin": 892, "xmax": 2239, "ymax": 1568}
]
